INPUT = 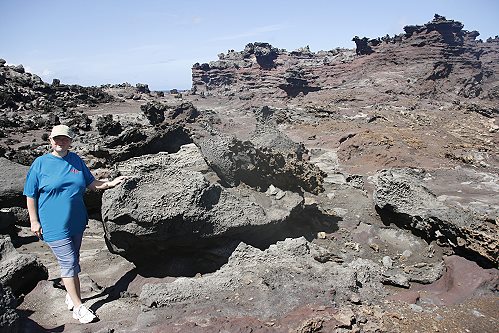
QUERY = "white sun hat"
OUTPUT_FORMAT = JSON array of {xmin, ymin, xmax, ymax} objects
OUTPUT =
[{"xmin": 49, "ymin": 125, "xmax": 74, "ymax": 139}]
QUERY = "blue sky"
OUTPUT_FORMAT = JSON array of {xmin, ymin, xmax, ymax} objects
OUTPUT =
[{"xmin": 2, "ymin": 0, "xmax": 498, "ymax": 90}]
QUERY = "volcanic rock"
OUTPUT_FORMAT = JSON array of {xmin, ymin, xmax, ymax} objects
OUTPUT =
[
  {"xmin": 390, "ymin": 255, "xmax": 498, "ymax": 306},
  {"xmin": 0, "ymin": 62, "xmax": 113, "ymax": 112},
  {"xmin": 95, "ymin": 114, "xmax": 123, "ymax": 136},
  {"xmin": 0, "ymin": 207, "xmax": 29, "ymax": 231},
  {"xmin": 140, "ymin": 101, "xmax": 166, "ymax": 125},
  {"xmin": 0, "ymin": 235, "xmax": 48, "ymax": 296},
  {"xmin": 140, "ymin": 237, "xmax": 387, "ymax": 315},
  {"xmin": 250, "ymin": 106, "xmax": 306, "ymax": 155},
  {"xmin": 141, "ymin": 101, "xmax": 200, "ymax": 126},
  {"xmin": 192, "ymin": 119, "xmax": 325, "ymax": 194},
  {"xmin": 85, "ymin": 124, "xmax": 192, "ymax": 167},
  {"xmin": 0, "ymin": 283, "xmax": 18, "ymax": 333},
  {"xmin": 191, "ymin": 15, "xmax": 498, "ymax": 110},
  {"xmin": 101, "ymin": 144, "xmax": 303, "ymax": 265},
  {"xmin": 0, "ymin": 158, "xmax": 29, "ymax": 209},
  {"xmin": 373, "ymin": 167, "xmax": 498, "ymax": 266},
  {"xmin": 0, "ymin": 13, "xmax": 497, "ymax": 332}
]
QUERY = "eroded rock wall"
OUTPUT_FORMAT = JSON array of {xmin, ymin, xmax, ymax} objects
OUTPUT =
[{"xmin": 191, "ymin": 15, "xmax": 498, "ymax": 113}]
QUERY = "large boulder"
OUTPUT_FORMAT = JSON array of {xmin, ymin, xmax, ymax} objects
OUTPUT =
[
  {"xmin": 0, "ymin": 235, "xmax": 48, "ymax": 295},
  {"xmin": 373, "ymin": 168, "xmax": 498, "ymax": 266},
  {"xmin": 0, "ymin": 158, "xmax": 29, "ymax": 208},
  {"xmin": 101, "ymin": 144, "xmax": 303, "ymax": 264}
]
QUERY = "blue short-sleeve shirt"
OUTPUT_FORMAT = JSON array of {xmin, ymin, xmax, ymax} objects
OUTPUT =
[{"xmin": 23, "ymin": 152, "xmax": 95, "ymax": 242}]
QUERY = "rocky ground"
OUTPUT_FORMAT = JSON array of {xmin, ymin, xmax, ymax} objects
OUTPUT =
[
  {"xmin": 4, "ymin": 91, "xmax": 498, "ymax": 332},
  {"xmin": 1, "ymin": 14, "xmax": 498, "ymax": 333}
]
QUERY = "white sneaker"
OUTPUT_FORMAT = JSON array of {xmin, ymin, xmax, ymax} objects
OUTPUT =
[
  {"xmin": 72, "ymin": 304, "xmax": 96, "ymax": 324},
  {"xmin": 65, "ymin": 293, "xmax": 74, "ymax": 311}
]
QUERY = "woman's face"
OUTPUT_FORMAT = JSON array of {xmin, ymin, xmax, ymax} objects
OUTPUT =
[{"xmin": 50, "ymin": 135, "xmax": 72, "ymax": 153}]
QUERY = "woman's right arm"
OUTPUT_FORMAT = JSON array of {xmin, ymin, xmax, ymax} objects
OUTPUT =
[{"xmin": 26, "ymin": 197, "xmax": 42, "ymax": 238}]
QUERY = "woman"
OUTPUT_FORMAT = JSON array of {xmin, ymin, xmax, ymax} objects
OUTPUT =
[{"xmin": 23, "ymin": 124, "xmax": 127, "ymax": 324}]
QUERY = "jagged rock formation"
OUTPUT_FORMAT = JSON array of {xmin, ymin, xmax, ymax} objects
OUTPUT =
[
  {"xmin": 192, "ymin": 42, "xmax": 329, "ymax": 99},
  {"xmin": 95, "ymin": 114, "xmax": 123, "ymax": 136},
  {"xmin": 191, "ymin": 15, "xmax": 498, "ymax": 112},
  {"xmin": 68, "ymin": 102, "xmax": 198, "ymax": 170},
  {"xmin": 101, "ymin": 144, "xmax": 303, "ymax": 265},
  {"xmin": 84, "ymin": 124, "xmax": 192, "ymax": 168},
  {"xmin": 0, "ymin": 59, "xmax": 113, "ymax": 112},
  {"xmin": 374, "ymin": 168, "xmax": 498, "ymax": 266},
  {"xmin": 140, "ymin": 101, "xmax": 199, "ymax": 125},
  {"xmin": 193, "ymin": 130, "xmax": 325, "ymax": 194},
  {"xmin": 352, "ymin": 36, "xmax": 375, "ymax": 55},
  {"xmin": 192, "ymin": 106, "xmax": 325, "ymax": 194},
  {"xmin": 0, "ymin": 62, "xmax": 167, "ymax": 167}
]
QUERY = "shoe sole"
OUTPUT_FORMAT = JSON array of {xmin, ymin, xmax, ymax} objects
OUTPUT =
[{"xmin": 76, "ymin": 316, "xmax": 96, "ymax": 324}]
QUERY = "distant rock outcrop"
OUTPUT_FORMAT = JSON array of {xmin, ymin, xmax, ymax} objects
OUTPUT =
[
  {"xmin": 191, "ymin": 15, "xmax": 498, "ymax": 106},
  {"xmin": 352, "ymin": 36, "xmax": 374, "ymax": 55},
  {"xmin": 0, "ymin": 59, "xmax": 113, "ymax": 112}
]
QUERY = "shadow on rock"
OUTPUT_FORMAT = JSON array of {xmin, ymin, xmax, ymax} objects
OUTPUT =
[
  {"xmin": 374, "ymin": 167, "xmax": 497, "ymax": 269},
  {"xmin": 9, "ymin": 232, "xmax": 40, "ymax": 248},
  {"xmin": 131, "ymin": 205, "xmax": 341, "ymax": 279},
  {"xmin": 85, "ymin": 269, "xmax": 138, "ymax": 313},
  {"xmin": 376, "ymin": 205, "xmax": 496, "ymax": 269},
  {"xmin": 18, "ymin": 309, "xmax": 65, "ymax": 333},
  {"xmin": 245, "ymin": 204, "xmax": 342, "ymax": 250},
  {"xmin": 125, "ymin": 240, "xmax": 241, "ymax": 278}
]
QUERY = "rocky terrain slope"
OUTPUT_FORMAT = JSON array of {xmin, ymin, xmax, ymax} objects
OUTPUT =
[{"xmin": 0, "ymin": 14, "xmax": 497, "ymax": 333}]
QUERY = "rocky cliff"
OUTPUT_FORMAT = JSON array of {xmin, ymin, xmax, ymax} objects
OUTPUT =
[{"xmin": 192, "ymin": 15, "xmax": 498, "ymax": 114}]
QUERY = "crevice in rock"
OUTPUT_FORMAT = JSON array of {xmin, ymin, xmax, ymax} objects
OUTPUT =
[
  {"xmin": 117, "ymin": 204, "xmax": 342, "ymax": 278},
  {"xmin": 375, "ymin": 206, "xmax": 496, "ymax": 269},
  {"xmin": 240, "ymin": 204, "xmax": 341, "ymax": 250}
]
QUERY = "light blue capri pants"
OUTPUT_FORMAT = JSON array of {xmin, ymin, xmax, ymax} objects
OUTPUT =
[{"xmin": 46, "ymin": 233, "xmax": 83, "ymax": 278}]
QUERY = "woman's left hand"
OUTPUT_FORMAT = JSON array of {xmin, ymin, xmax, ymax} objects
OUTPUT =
[{"xmin": 110, "ymin": 176, "xmax": 129, "ymax": 187}]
